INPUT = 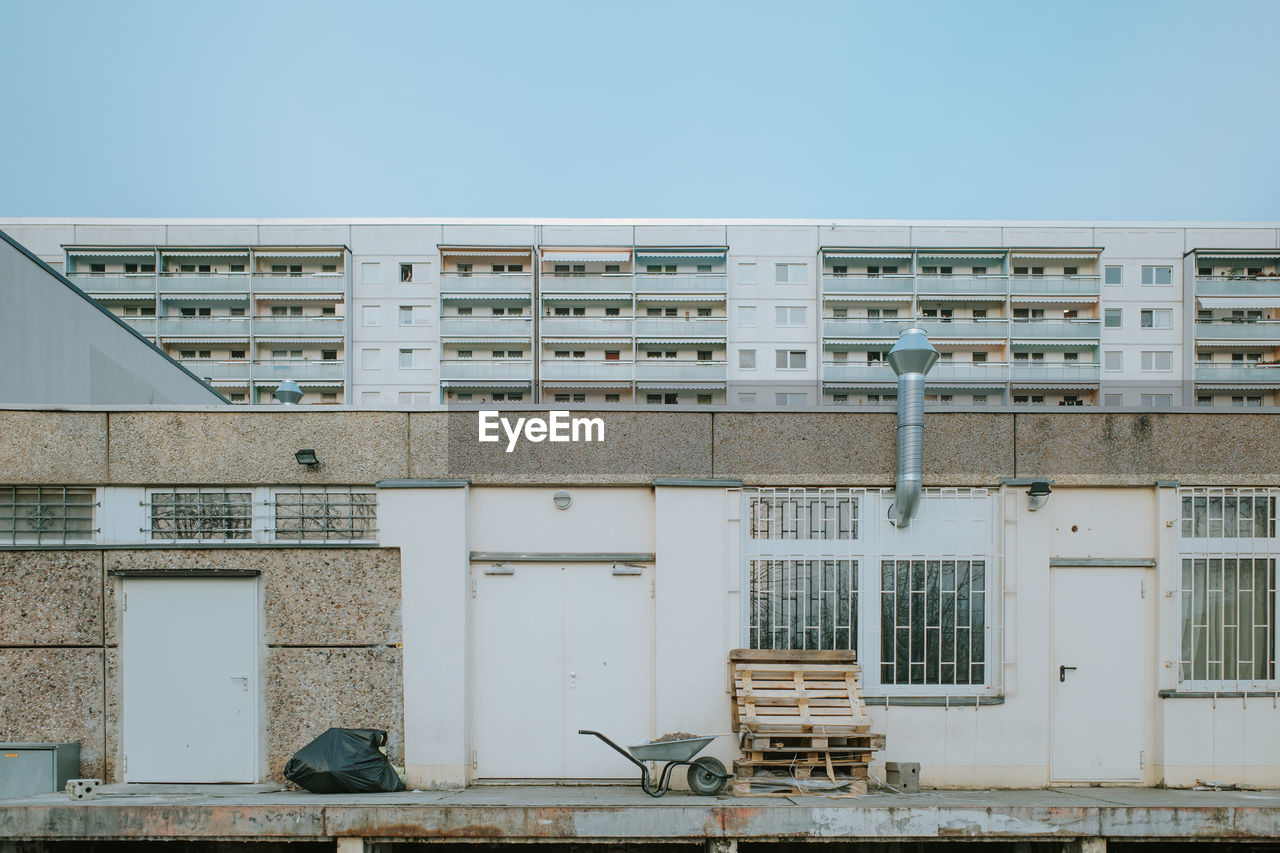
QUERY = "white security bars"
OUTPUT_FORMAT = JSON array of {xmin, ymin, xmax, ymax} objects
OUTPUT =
[
  {"xmin": 144, "ymin": 487, "xmax": 377, "ymax": 544},
  {"xmin": 274, "ymin": 487, "xmax": 377, "ymax": 542},
  {"xmin": 1178, "ymin": 487, "xmax": 1278, "ymax": 690},
  {"xmin": 149, "ymin": 489, "xmax": 253, "ymax": 540},
  {"xmin": 0, "ymin": 487, "xmax": 97, "ymax": 544}
]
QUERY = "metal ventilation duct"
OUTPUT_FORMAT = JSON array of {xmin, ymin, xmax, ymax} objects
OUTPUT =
[{"xmin": 886, "ymin": 328, "xmax": 939, "ymax": 528}]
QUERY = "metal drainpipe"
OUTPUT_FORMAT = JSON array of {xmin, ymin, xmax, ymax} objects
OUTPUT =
[{"xmin": 886, "ymin": 328, "xmax": 939, "ymax": 528}]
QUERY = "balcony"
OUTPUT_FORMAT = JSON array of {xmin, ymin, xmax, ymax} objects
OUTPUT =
[
  {"xmin": 157, "ymin": 317, "xmax": 251, "ymax": 337},
  {"xmin": 541, "ymin": 273, "xmax": 634, "ymax": 293},
  {"xmin": 633, "ymin": 273, "xmax": 727, "ymax": 294},
  {"xmin": 634, "ymin": 318, "xmax": 727, "ymax": 337},
  {"xmin": 252, "ymin": 317, "xmax": 345, "ymax": 337},
  {"xmin": 541, "ymin": 360, "xmax": 636, "ymax": 381},
  {"xmin": 823, "ymin": 318, "xmax": 911, "ymax": 339},
  {"xmin": 118, "ymin": 316, "xmax": 157, "ymax": 336},
  {"xmin": 68, "ymin": 273, "xmax": 157, "ymax": 294},
  {"xmin": 439, "ymin": 360, "xmax": 534, "ymax": 381},
  {"xmin": 1194, "ymin": 320, "xmax": 1280, "ymax": 342},
  {"xmin": 916, "ymin": 275, "xmax": 1009, "ymax": 295},
  {"xmin": 181, "ymin": 359, "xmax": 251, "ymax": 381},
  {"xmin": 158, "ymin": 273, "xmax": 252, "ymax": 294},
  {"xmin": 634, "ymin": 361, "xmax": 727, "ymax": 382},
  {"xmin": 1195, "ymin": 276, "xmax": 1280, "ymax": 298},
  {"xmin": 1010, "ymin": 319, "xmax": 1102, "ymax": 340},
  {"xmin": 929, "ymin": 362, "xmax": 1011, "ymax": 384},
  {"xmin": 1010, "ymin": 276, "xmax": 1101, "ymax": 296},
  {"xmin": 439, "ymin": 317, "xmax": 534, "ymax": 337},
  {"xmin": 440, "ymin": 272, "xmax": 534, "ymax": 293},
  {"xmin": 822, "ymin": 362, "xmax": 895, "ymax": 383},
  {"xmin": 822, "ymin": 274, "xmax": 913, "ymax": 295},
  {"xmin": 540, "ymin": 318, "xmax": 635, "ymax": 337},
  {"xmin": 249, "ymin": 273, "xmax": 344, "ymax": 294},
  {"xmin": 251, "ymin": 359, "xmax": 345, "ymax": 382},
  {"xmin": 1195, "ymin": 364, "xmax": 1280, "ymax": 384},
  {"xmin": 915, "ymin": 319, "xmax": 1009, "ymax": 339},
  {"xmin": 1010, "ymin": 363, "xmax": 1101, "ymax": 383}
]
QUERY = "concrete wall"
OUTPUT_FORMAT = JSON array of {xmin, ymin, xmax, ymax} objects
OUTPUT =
[
  {"xmin": 0, "ymin": 548, "xmax": 402, "ymax": 784},
  {"xmin": 0, "ymin": 232, "xmax": 225, "ymax": 405}
]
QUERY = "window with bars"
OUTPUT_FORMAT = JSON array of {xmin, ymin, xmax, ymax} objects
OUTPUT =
[
  {"xmin": 274, "ymin": 488, "xmax": 377, "ymax": 541},
  {"xmin": 748, "ymin": 559, "xmax": 857, "ymax": 651},
  {"xmin": 1181, "ymin": 492, "xmax": 1276, "ymax": 539},
  {"xmin": 879, "ymin": 559, "xmax": 986, "ymax": 685},
  {"xmin": 0, "ymin": 487, "xmax": 97, "ymax": 544},
  {"xmin": 148, "ymin": 489, "xmax": 252, "ymax": 541},
  {"xmin": 747, "ymin": 490, "xmax": 858, "ymax": 540}
]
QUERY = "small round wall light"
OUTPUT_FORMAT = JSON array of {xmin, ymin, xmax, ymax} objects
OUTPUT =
[{"xmin": 552, "ymin": 489, "xmax": 572, "ymax": 510}]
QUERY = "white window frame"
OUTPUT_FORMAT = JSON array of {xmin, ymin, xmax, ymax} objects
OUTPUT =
[
  {"xmin": 361, "ymin": 262, "xmax": 381, "ymax": 285},
  {"xmin": 738, "ymin": 262, "xmax": 757, "ymax": 284},
  {"xmin": 775, "ymin": 306, "xmax": 806, "ymax": 328},
  {"xmin": 738, "ymin": 348, "xmax": 757, "ymax": 370},
  {"xmin": 738, "ymin": 305, "xmax": 758, "ymax": 328},
  {"xmin": 1140, "ymin": 350, "xmax": 1173, "ymax": 372},
  {"xmin": 775, "ymin": 263, "xmax": 807, "ymax": 284},
  {"xmin": 361, "ymin": 306, "xmax": 381, "ymax": 327},
  {"xmin": 775, "ymin": 349, "xmax": 807, "ymax": 370},
  {"xmin": 1141, "ymin": 265, "xmax": 1173, "ymax": 287}
]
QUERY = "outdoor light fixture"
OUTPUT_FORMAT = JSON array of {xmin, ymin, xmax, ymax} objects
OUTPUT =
[
  {"xmin": 1027, "ymin": 480, "xmax": 1053, "ymax": 512},
  {"xmin": 295, "ymin": 449, "xmax": 320, "ymax": 469},
  {"xmin": 275, "ymin": 379, "xmax": 304, "ymax": 405},
  {"xmin": 553, "ymin": 489, "xmax": 572, "ymax": 510}
]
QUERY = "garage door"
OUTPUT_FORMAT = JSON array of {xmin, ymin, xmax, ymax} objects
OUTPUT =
[{"xmin": 472, "ymin": 562, "xmax": 654, "ymax": 779}]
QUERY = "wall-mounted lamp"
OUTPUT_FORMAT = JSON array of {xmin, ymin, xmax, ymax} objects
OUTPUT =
[
  {"xmin": 295, "ymin": 449, "xmax": 320, "ymax": 469},
  {"xmin": 275, "ymin": 379, "xmax": 304, "ymax": 405},
  {"xmin": 552, "ymin": 489, "xmax": 572, "ymax": 510},
  {"xmin": 1026, "ymin": 480, "xmax": 1052, "ymax": 512}
]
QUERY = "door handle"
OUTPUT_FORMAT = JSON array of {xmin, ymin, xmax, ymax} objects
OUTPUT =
[
  {"xmin": 569, "ymin": 671, "xmax": 577, "ymax": 689},
  {"xmin": 1059, "ymin": 665, "xmax": 1077, "ymax": 683},
  {"xmin": 230, "ymin": 675, "xmax": 249, "ymax": 693}
]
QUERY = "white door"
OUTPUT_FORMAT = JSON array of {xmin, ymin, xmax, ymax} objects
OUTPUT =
[
  {"xmin": 1050, "ymin": 567, "xmax": 1147, "ymax": 782},
  {"xmin": 472, "ymin": 563, "xmax": 653, "ymax": 779},
  {"xmin": 122, "ymin": 577, "xmax": 259, "ymax": 782}
]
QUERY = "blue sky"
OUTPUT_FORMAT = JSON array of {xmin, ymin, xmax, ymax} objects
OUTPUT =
[{"xmin": 2, "ymin": 0, "xmax": 1278, "ymax": 220}]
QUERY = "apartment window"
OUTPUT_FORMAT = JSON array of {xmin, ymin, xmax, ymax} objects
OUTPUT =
[
  {"xmin": 775, "ymin": 306, "xmax": 806, "ymax": 327},
  {"xmin": 198, "ymin": 350, "xmax": 212, "ymax": 359},
  {"xmin": 140, "ymin": 305, "xmax": 155, "ymax": 316},
  {"xmin": 399, "ymin": 349, "xmax": 415, "ymax": 369},
  {"xmin": 399, "ymin": 305, "xmax": 431, "ymax": 326},
  {"xmin": 1063, "ymin": 351, "xmax": 1079, "ymax": 362},
  {"xmin": 1197, "ymin": 395, "xmax": 1215, "ymax": 407},
  {"xmin": 0, "ymin": 487, "xmax": 96, "ymax": 544},
  {"xmin": 554, "ymin": 394, "xmax": 571, "ymax": 403},
  {"xmin": 697, "ymin": 350, "xmax": 713, "ymax": 361},
  {"xmin": 231, "ymin": 350, "xmax": 245, "ymax": 359},
  {"xmin": 181, "ymin": 308, "xmax": 196, "ymax": 317},
  {"xmin": 1103, "ymin": 351, "xmax": 1123, "ymax": 372},
  {"xmin": 605, "ymin": 307, "xmax": 620, "ymax": 317},
  {"xmin": 230, "ymin": 307, "xmax": 246, "ymax": 317},
  {"xmin": 274, "ymin": 487, "xmax": 377, "ymax": 542},
  {"xmin": 879, "ymin": 557, "xmax": 986, "ymax": 685},
  {"xmin": 361, "ymin": 348, "xmax": 381, "ymax": 370},
  {"xmin": 1141, "ymin": 309, "xmax": 1172, "ymax": 329},
  {"xmin": 179, "ymin": 349, "xmax": 197, "ymax": 359},
  {"xmin": 322, "ymin": 264, "xmax": 337, "ymax": 274},
  {"xmin": 738, "ymin": 263, "xmax": 757, "ymax": 284},
  {"xmin": 288, "ymin": 306, "xmax": 302, "ymax": 317},
  {"xmin": 832, "ymin": 394, "xmax": 849, "ymax": 404},
  {"xmin": 362, "ymin": 306, "xmax": 380, "ymax": 326},
  {"xmin": 573, "ymin": 350, "xmax": 586, "ymax": 359},
  {"xmin": 572, "ymin": 307, "xmax": 587, "ymax": 317},
  {"xmin": 973, "ymin": 395, "xmax": 988, "ymax": 405},
  {"xmin": 739, "ymin": 349, "xmax": 757, "ymax": 369},
  {"xmin": 604, "ymin": 264, "xmax": 620, "ymax": 274},
  {"xmin": 555, "ymin": 350, "xmax": 570, "ymax": 358},
  {"xmin": 646, "ymin": 394, "xmax": 663, "ymax": 404},
  {"xmin": 1141, "ymin": 351, "xmax": 1173, "ymax": 372},
  {"xmin": 1102, "ymin": 308, "xmax": 1122, "ymax": 329},
  {"xmin": 148, "ymin": 489, "xmax": 251, "ymax": 541},
  {"xmin": 361, "ymin": 262, "xmax": 381, "ymax": 284},
  {"xmin": 182, "ymin": 264, "xmax": 197, "ymax": 273},
  {"xmin": 605, "ymin": 394, "xmax": 620, "ymax": 403},
  {"xmin": 776, "ymin": 350, "xmax": 807, "ymax": 370},
  {"xmin": 738, "ymin": 306, "xmax": 757, "ymax": 327},
  {"xmin": 456, "ymin": 263, "xmax": 473, "ymax": 275},
  {"xmin": 697, "ymin": 307, "xmax": 712, "ymax": 317},
  {"xmin": 775, "ymin": 263, "xmax": 806, "ymax": 284},
  {"xmin": 1141, "ymin": 394, "xmax": 1173, "ymax": 406},
  {"xmin": 556, "ymin": 307, "xmax": 571, "ymax": 317},
  {"xmin": 1104, "ymin": 394, "xmax": 1124, "ymax": 407},
  {"xmin": 456, "ymin": 306, "xmax": 473, "ymax": 316},
  {"xmin": 775, "ymin": 392, "xmax": 807, "ymax": 406},
  {"xmin": 1141, "ymin": 265, "xmax": 1173, "ymax": 286},
  {"xmin": 738, "ymin": 392, "xmax": 757, "ymax": 405},
  {"xmin": 572, "ymin": 394, "xmax": 586, "ymax": 403},
  {"xmin": 361, "ymin": 392, "xmax": 381, "ymax": 405},
  {"xmin": 457, "ymin": 350, "xmax": 473, "ymax": 359},
  {"xmin": 398, "ymin": 263, "xmax": 413, "ymax": 283}
]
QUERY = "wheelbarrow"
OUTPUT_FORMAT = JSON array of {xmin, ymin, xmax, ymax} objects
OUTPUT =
[{"xmin": 578, "ymin": 729, "xmax": 729, "ymax": 797}]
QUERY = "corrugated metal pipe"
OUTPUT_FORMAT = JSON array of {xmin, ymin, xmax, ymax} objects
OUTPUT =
[{"xmin": 886, "ymin": 328, "xmax": 939, "ymax": 528}]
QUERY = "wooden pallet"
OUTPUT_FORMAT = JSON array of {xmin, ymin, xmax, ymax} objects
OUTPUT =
[
  {"xmin": 731, "ymin": 657, "xmax": 872, "ymax": 733},
  {"xmin": 740, "ymin": 732, "xmax": 885, "ymax": 751},
  {"xmin": 736, "ymin": 760, "xmax": 870, "ymax": 778}
]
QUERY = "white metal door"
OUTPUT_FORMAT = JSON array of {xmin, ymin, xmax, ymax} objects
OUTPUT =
[
  {"xmin": 122, "ymin": 577, "xmax": 259, "ymax": 782},
  {"xmin": 1050, "ymin": 567, "xmax": 1146, "ymax": 782},
  {"xmin": 472, "ymin": 563, "xmax": 653, "ymax": 779}
]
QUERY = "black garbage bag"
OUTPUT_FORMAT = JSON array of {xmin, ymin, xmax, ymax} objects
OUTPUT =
[{"xmin": 284, "ymin": 728, "xmax": 406, "ymax": 793}]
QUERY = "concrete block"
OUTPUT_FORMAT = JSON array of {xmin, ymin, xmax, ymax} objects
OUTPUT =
[
  {"xmin": 0, "ymin": 648, "xmax": 104, "ymax": 780},
  {"xmin": 885, "ymin": 761, "xmax": 921, "ymax": 793},
  {"xmin": 0, "ymin": 551, "xmax": 102, "ymax": 646},
  {"xmin": 0, "ymin": 411, "xmax": 107, "ymax": 484}
]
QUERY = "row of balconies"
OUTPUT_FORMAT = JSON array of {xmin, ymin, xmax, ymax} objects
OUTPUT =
[
  {"xmin": 120, "ymin": 316, "xmax": 345, "ymax": 337},
  {"xmin": 1193, "ymin": 319, "xmax": 1280, "ymax": 341},
  {"xmin": 70, "ymin": 272, "xmax": 345, "ymax": 294},
  {"xmin": 439, "ymin": 317, "xmax": 728, "ymax": 337},
  {"xmin": 439, "ymin": 272, "xmax": 727, "ymax": 294},
  {"xmin": 439, "ymin": 360, "xmax": 727, "ymax": 382},
  {"xmin": 823, "ymin": 318, "xmax": 1100, "ymax": 340},
  {"xmin": 181, "ymin": 359, "xmax": 345, "ymax": 382},
  {"xmin": 1195, "ymin": 276, "xmax": 1280, "ymax": 297},
  {"xmin": 822, "ymin": 274, "xmax": 1101, "ymax": 296},
  {"xmin": 822, "ymin": 362, "xmax": 1102, "ymax": 384}
]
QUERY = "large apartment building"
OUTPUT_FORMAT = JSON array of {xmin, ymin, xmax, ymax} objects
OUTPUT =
[{"xmin": 4, "ymin": 219, "xmax": 1279, "ymax": 407}]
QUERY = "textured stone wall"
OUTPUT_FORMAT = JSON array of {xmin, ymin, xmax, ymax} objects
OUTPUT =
[{"xmin": 0, "ymin": 548, "xmax": 401, "ymax": 784}]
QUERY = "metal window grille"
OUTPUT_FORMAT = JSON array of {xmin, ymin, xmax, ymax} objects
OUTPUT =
[
  {"xmin": 879, "ymin": 559, "xmax": 986, "ymax": 686},
  {"xmin": 148, "ymin": 489, "xmax": 253, "ymax": 541},
  {"xmin": 0, "ymin": 487, "xmax": 97, "ymax": 544},
  {"xmin": 273, "ymin": 488, "xmax": 377, "ymax": 541},
  {"xmin": 748, "ymin": 559, "xmax": 857, "ymax": 650},
  {"xmin": 1178, "ymin": 488, "xmax": 1279, "ymax": 688},
  {"xmin": 748, "ymin": 488, "xmax": 858, "ymax": 540}
]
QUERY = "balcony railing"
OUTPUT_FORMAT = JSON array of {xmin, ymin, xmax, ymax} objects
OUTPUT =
[
  {"xmin": 119, "ymin": 316, "xmax": 157, "ymax": 335},
  {"xmin": 822, "ymin": 274, "xmax": 914, "ymax": 295},
  {"xmin": 822, "ymin": 362, "xmax": 895, "ymax": 382},
  {"xmin": 916, "ymin": 275, "xmax": 1009, "ymax": 295},
  {"xmin": 540, "ymin": 317, "xmax": 635, "ymax": 337},
  {"xmin": 157, "ymin": 317, "xmax": 251, "ymax": 337},
  {"xmin": 68, "ymin": 273, "xmax": 157, "ymax": 293},
  {"xmin": 822, "ymin": 362, "xmax": 1011, "ymax": 383},
  {"xmin": 1194, "ymin": 319, "xmax": 1280, "ymax": 341},
  {"xmin": 1010, "ymin": 275, "xmax": 1101, "ymax": 296},
  {"xmin": 251, "ymin": 359, "xmax": 345, "ymax": 381},
  {"xmin": 634, "ymin": 360, "xmax": 727, "ymax": 381},
  {"xmin": 251, "ymin": 317, "xmax": 345, "ymax": 336},
  {"xmin": 439, "ymin": 317, "xmax": 533, "ymax": 336},
  {"xmin": 1010, "ymin": 363, "xmax": 1101, "ymax": 382},
  {"xmin": 540, "ymin": 273, "xmax": 635, "ymax": 293},
  {"xmin": 181, "ymin": 359, "xmax": 252, "ymax": 381},
  {"xmin": 248, "ymin": 273, "xmax": 344, "ymax": 294},
  {"xmin": 1195, "ymin": 276, "xmax": 1280, "ymax": 297},
  {"xmin": 634, "ymin": 318, "xmax": 727, "ymax": 337},
  {"xmin": 914, "ymin": 319, "xmax": 1009, "ymax": 339},
  {"xmin": 440, "ymin": 272, "xmax": 534, "ymax": 293},
  {"xmin": 1195, "ymin": 364, "xmax": 1280, "ymax": 383},
  {"xmin": 1010, "ymin": 319, "xmax": 1102, "ymax": 340},
  {"xmin": 633, "ymin": 273, "xmax": 727, "ymax": 293},
  {"xmin": 541, "ymin": 360, "xmax": 636, "ymax": 381},
  {"xmin": 158, "ymin": 272, "xmax": 252, "ymax": 293},
  {"xmin": 439, "ymin": 360, "xmax": 534, "ymax": 381}
]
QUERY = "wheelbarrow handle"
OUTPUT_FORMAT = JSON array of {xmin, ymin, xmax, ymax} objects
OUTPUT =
[{"xmin": 577, "ymin": 730, "xmax": 646, "ymax": 771}]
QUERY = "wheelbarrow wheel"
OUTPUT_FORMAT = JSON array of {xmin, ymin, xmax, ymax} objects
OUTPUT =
[{"xmin": 687, "ymin": 756, "xmax": 727, "ymax": 796}]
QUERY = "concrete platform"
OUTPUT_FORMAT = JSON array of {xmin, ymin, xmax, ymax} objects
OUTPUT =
[{"xmin": 2, "ymin": 785, "xmax": 1280, "ymax": 844}]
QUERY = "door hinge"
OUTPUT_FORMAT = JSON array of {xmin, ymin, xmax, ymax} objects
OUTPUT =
[
  {"xmin": 1140, "ymin": 749, "xmax": 1145, "ymax": 770},
  {"xmin": 1141, "ymin": 580, "xmax": 1146, "ymax": 599},
  {"xmin": 122, "ymin": 592, "xmax": 127, "ymax": 612},
  {"xmin": 123, "ymin": 754, "xmax": 127, "ymax": 773},
  {"xmin": 471, "ymin": 579, "xmax": 477, "ymax": 599},
  {"xmin": 471, "ymin": 750, "xmax": 477, "ymax": 770},
  {"xmin": 650, "ymin": 579, "xmax": 655, "ymax": 599}
]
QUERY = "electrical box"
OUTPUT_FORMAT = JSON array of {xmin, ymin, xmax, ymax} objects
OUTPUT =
[{"xmin": 0, "ymin": 743, "xmax": 80, "ymax": 799}]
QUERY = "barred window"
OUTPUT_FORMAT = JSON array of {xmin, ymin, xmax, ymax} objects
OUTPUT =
[
  {"xmin": 1180, "ymin": 558, "xmax": 1276, "ymax": 684},
  {"xmin": 149, "ymin": 489, "xmax": 252, "ymax": 541},
  {"xmin": 748, "ymin": 559, "xmax": 857, "ymax": 651},
  {"xmin": 0, "ymin": 487, "xmax": 96, "ymax": 544},
  {"xmin": 1181, "ymin": 491, "xmax": 1276, "ymax": 538},
  {"xmin": 748, "ymin": 489, "xmax": 858, "ymax": 540},
  {"xmin": 274, "ymin": 488, "xmax": 376, "ymax": 541},
  {"xmin": 880, "ymin": 559, "xmax": 986, "ymax": 685}
]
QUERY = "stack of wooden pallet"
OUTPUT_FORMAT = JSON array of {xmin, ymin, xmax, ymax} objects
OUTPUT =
[{"xmin": 729, "ymin": 649, "xmax": 883, "ymax": 796}]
